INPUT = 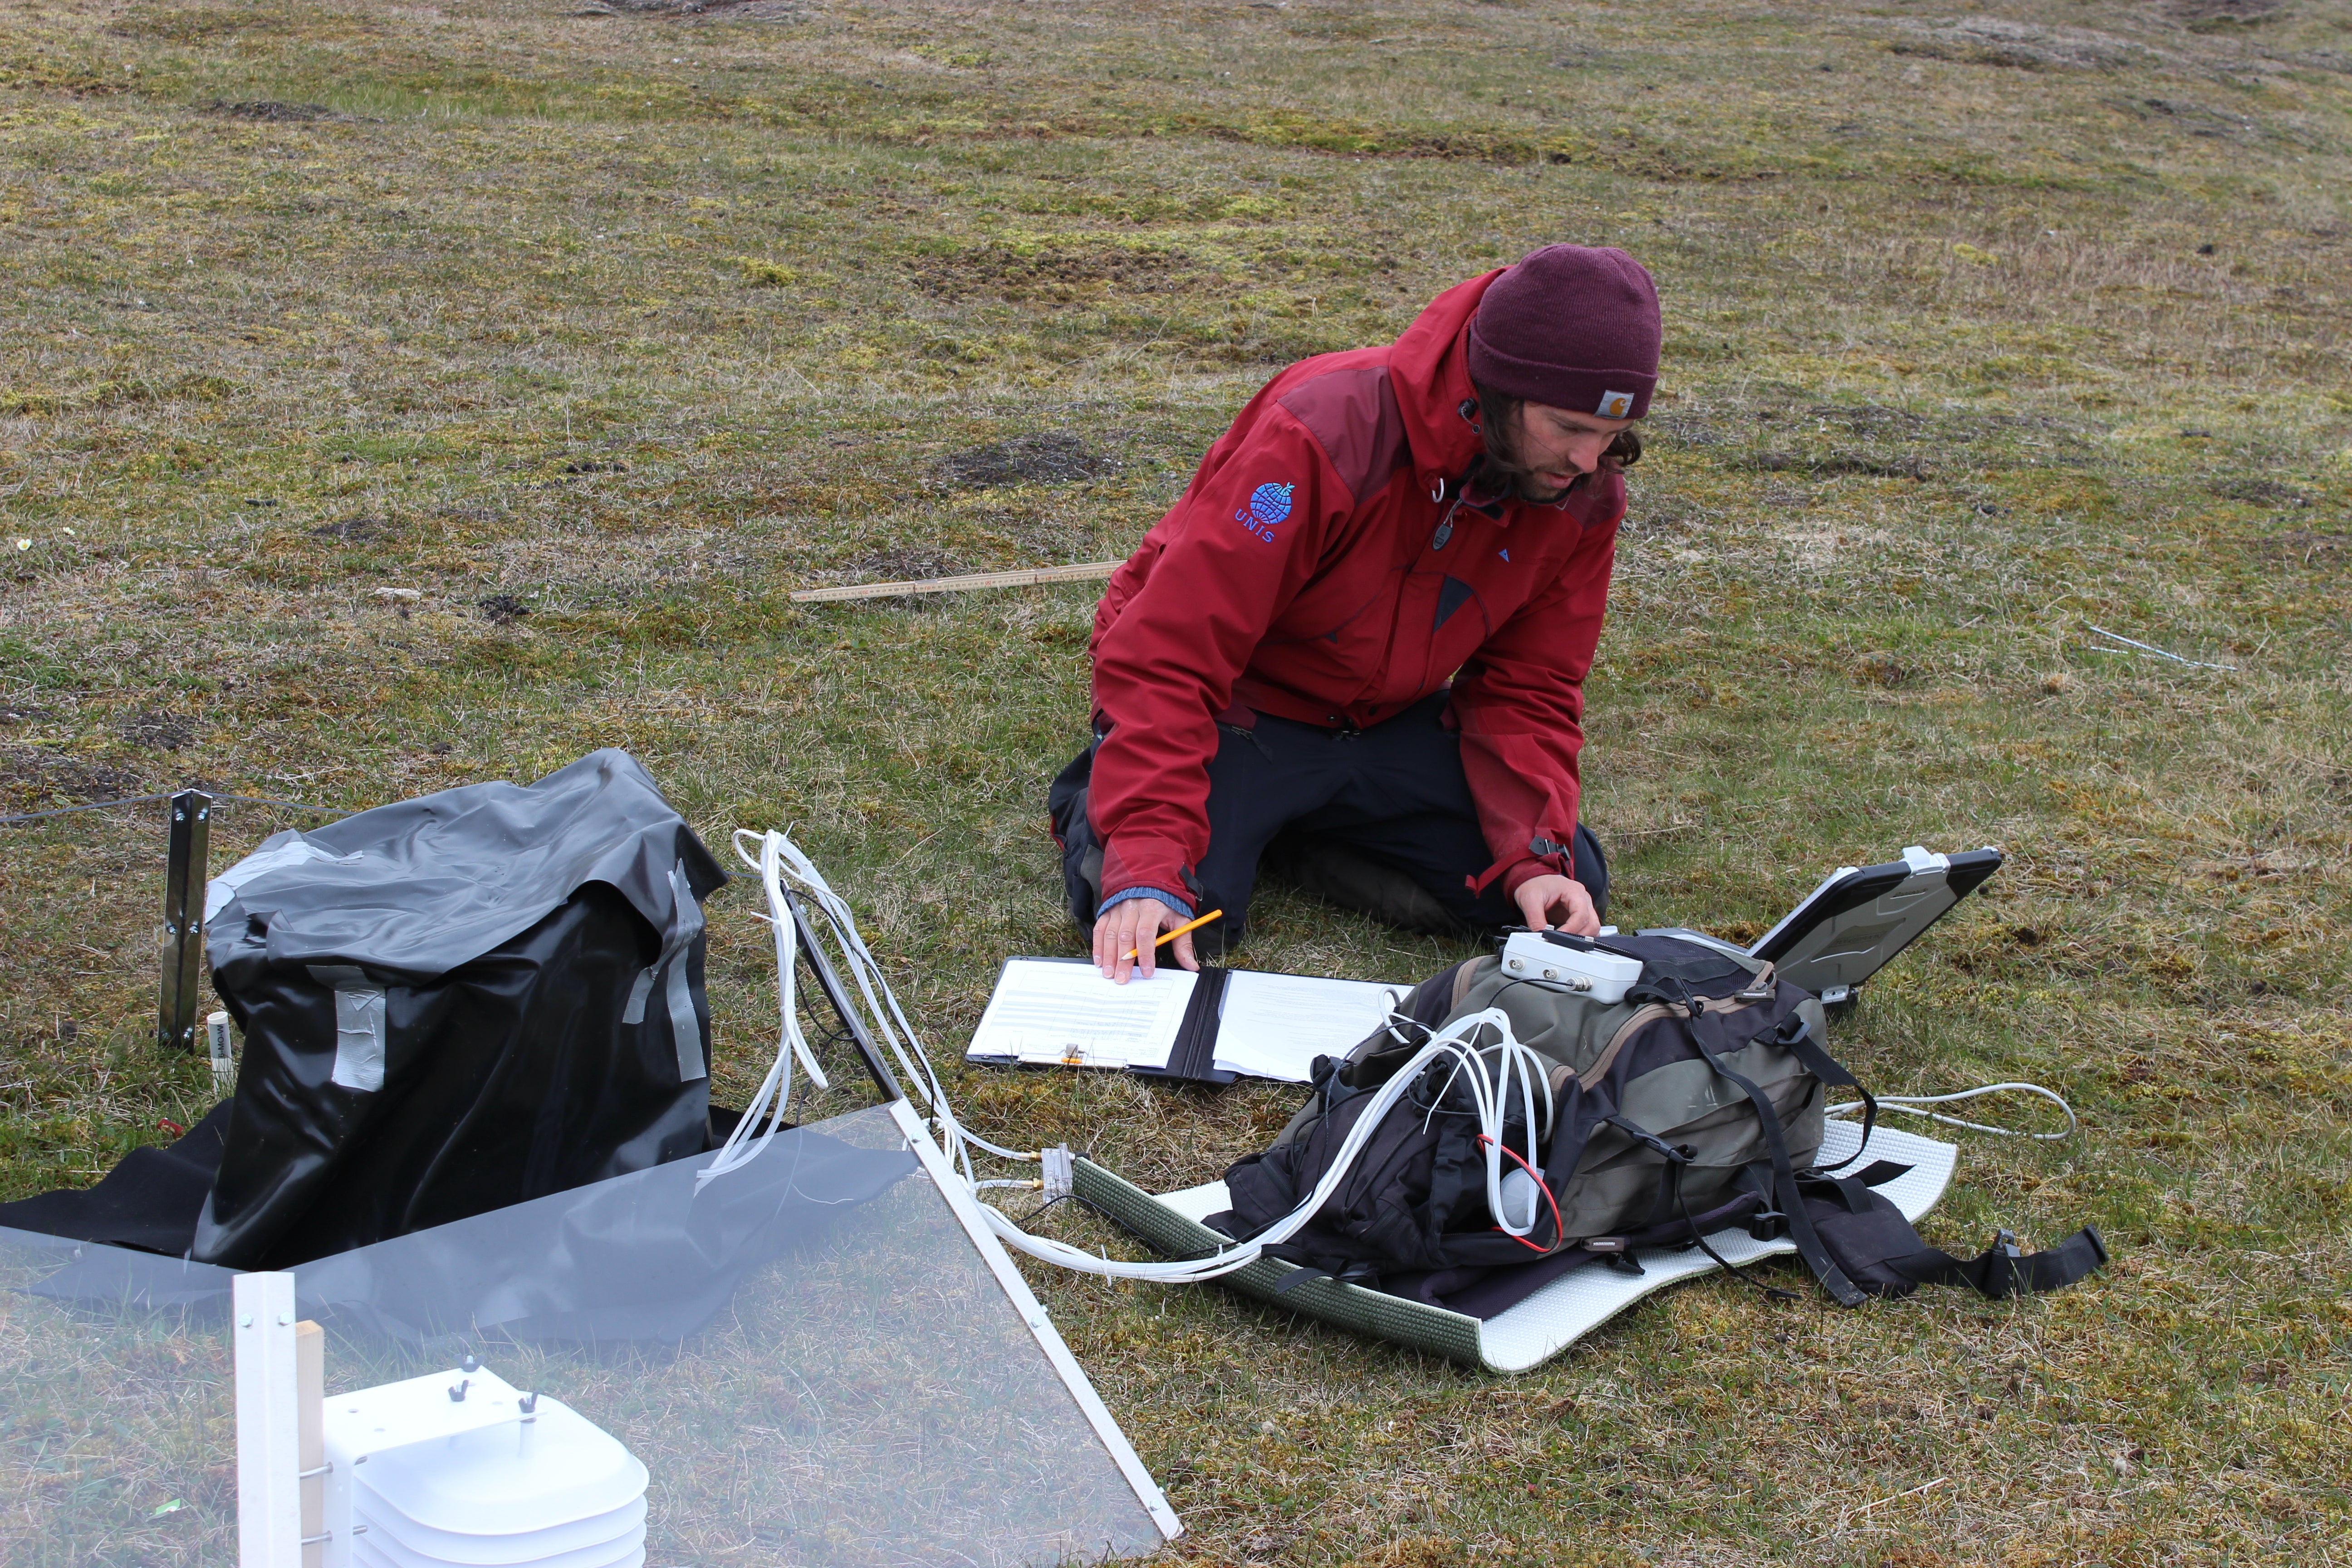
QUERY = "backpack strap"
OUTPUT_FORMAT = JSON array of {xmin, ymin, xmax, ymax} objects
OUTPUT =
[
  {"xmin": 1771, "ymin": 1013, "xmax": 1879, "ymax": 1172},
  {"xmin": 1603, "ymin": 1114, "xmax": 1692, "ymax": 1233},
  {"xmin": 1685, "ymin": 1001, "xmax": 1868, "ymax": 1306},
  {"xmin": 1799, "ymin": 1171, "xmax": 1897, "ymax": 1214},
  {"xmin": 1271, "ymin": 1264, "xmax": 1351, "ymax": 1295},
  {"xmin": 1605, "ymin": 1116, "xmax": 1798, "ymax": 1303},
  {"xmin": 1888, "ymin": 1226, "xmax": 2109, "ymax": 1300}
]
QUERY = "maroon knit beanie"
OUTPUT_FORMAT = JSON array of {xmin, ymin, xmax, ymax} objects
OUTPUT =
[{"xmin": 1466, "ymin": 244, "xmax": 1661, "ymax": 421}]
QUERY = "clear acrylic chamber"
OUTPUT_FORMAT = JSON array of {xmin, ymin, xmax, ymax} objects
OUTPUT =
[{"xmin": 3, "ymin": 1102, "xmax": 1170, "ymax": 1566}]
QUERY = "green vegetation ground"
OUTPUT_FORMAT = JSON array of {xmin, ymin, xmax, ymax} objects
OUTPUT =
[{"xmin": 3, "ymin": 0, "xmax": 2349, "ymax": 1561}]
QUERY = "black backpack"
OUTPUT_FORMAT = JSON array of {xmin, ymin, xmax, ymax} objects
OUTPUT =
[{"xmin": 1210, "ymin": 932, "xmax": 2104, "ymax": 1308}]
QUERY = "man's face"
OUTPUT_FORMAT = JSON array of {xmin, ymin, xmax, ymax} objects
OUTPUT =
[{"xmin": 1489, "ymin": 401, "xmax": 1639, "ymax": 504}]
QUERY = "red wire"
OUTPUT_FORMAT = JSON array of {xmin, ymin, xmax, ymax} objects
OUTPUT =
[{"xmin": 1480, "ymin": 1133, "xmax": 1563, "ymax": 1253}]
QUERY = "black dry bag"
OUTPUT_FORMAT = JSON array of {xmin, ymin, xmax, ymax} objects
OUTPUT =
[{"xmin": 193, "ymin": 749, "xmax": 724, "ymax": 1269}]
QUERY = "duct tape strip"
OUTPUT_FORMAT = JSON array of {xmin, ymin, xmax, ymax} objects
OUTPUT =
[
  {"xmin": 307, "ymin": 966, "xmax": 387, "ymax": 1093},
  {"xmin": 665, "ymin": 861, "xmax": 707, "ymax": 1082},
  {"xmin": 625, "ymin": 860, "xmax": 710, "ymax": 1083}
]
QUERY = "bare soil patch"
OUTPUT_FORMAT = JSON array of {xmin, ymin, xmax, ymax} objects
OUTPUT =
[{"xmin": 937, "ymin": 431, "xmax": 1115, "ymax": 490}]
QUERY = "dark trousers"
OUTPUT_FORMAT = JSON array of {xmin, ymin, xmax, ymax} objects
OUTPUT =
[{"xmin": 1049, "ymin": 693, "xmax": 1607, "ymax": 946}]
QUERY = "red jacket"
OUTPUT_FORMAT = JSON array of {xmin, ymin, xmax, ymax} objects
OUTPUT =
[{"xmin": 1086, "ymin": 270, "xmax": 1624, "ymax": 911}]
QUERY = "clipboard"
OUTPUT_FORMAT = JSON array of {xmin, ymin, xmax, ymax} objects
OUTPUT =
[
  {"xmin": 1131, "ymin": 965, "xmax": 1237, "ymax": 1085},
  {"xmin": 962, "ymin": 959, "xmax": 1406, "ymax": 1085}
]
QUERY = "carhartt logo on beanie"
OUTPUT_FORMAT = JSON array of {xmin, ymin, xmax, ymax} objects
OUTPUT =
[{"xmin": 1466, "ymin": 245, "xmax": 1662, "ymax": 421}]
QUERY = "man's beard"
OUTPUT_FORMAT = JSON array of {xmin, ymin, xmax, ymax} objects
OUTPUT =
[
  {"xmin": 1478, "ymin": 418, "xmax": 1577, "ymax": 505},
  {"xmin": 1496, "ymin": 467, "xmax": 1575, "ymax": 505}
]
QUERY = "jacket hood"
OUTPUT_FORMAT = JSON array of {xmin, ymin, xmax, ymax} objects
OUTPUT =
[{"xmin": 1386, "ymin": 268, "xmax": 1506, "ymax": 500}]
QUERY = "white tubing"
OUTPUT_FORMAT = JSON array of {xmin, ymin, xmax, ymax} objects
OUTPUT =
[
  {"xmin": 698, "ymin": 832, "xmax": 837, "ymax": 1190},
  {"xmin": 744, "ymin": 829, "xmax": 1032, "ymax": 1178},
  {"xmin": 1827, "ymin": 1081, "xmax": 2078, "ymax": 1142},
  {"xmin": 1416, "ymin": 1014, "xmax": 1553, "ymax": 1239},
  {"xmin": 977, "ymin": 1011, "xmax": 1529, "ymax": 1282},
  {"xmin": 710, "ymin": 828, "xmax": 1557, "ymax": 1284}
]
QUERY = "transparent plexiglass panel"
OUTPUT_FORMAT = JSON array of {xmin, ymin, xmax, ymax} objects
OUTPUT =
[
  {"xmin": 5, "ymin": 1105, "xmax": 1165, "ymax": 1566},
  {"xmin": 0, "ymin": 1230, "xmax": 240, "ymax": 1565}
]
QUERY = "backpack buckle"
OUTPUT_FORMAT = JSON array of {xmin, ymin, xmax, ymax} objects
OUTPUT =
[
  {"xmin": 1746, "ymin": 1210, "xmax": 1788, "ymax": 1242},
  {"xmin": 1585, "ymin": 1239, "xmax": 1646, "ymax": 1275}
]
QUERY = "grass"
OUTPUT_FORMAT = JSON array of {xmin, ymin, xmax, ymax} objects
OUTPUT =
[{"xmin": 1, "ymin": 0, "xmax": 2348, "ymax": 1560}]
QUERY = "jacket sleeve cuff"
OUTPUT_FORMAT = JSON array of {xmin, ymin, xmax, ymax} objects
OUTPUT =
[
  {"xmin": 1481, "ymin": 849, "xmax": 1572, "ymax": 902},
  {"xmin": 1503, "ymin": 857, "xmax": 1567, "ymax": 900},
  {"xmin": 1097, "ymin": 886, "xmax": 1194, "ymax": 921}
]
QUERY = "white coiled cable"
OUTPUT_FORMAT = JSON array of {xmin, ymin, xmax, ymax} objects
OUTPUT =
[
  {"xmin": 713, "ymin": 828, "xmax": 1555, "ymax": 1283},
  {"xmin": 696, "ymin": 831, "xmax": 833, "ymax": 1190},
  {"xmin": 981, "ymin": 1010, "xmax": 1533, "ymax": 1282},
  {"xmin": 1827, "ymin": 1081, "xmax": 2077, "ymax": 1141}
]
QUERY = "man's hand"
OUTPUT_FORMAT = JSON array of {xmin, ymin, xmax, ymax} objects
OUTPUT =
[
  {"xmin": 1091, "ymin": 897, "xmax": 1201, "ymax": 984},
  {"xmin": 1514, "ymin": 874, "xmax": 1601, "ymax": 937}
]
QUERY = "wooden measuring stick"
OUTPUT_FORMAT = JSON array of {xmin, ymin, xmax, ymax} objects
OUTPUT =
[
  {"xmin": 296, "ymin": 1320, "xmax": 323, "ymax": 1568},
  {"xmin": 790, "ymin": 560, "xmax": 1122, "ymax": 603}
]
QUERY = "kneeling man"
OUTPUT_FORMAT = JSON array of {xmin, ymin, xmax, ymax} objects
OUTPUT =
[{"xmin": 1050, "ymin": 244, "xmax": 1658, "ymax": 980}]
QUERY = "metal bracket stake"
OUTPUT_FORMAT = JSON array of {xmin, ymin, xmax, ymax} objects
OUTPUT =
[{"xmin": 158, "ymin": 788, "xmax": 211, "ymax": 1053}]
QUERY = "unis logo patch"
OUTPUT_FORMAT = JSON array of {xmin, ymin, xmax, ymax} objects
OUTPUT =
[
  {"xmin": 1234, "ymin": 481, "xmax": 1294, "ymax": 543},
  {"xmin": 1596, "ymin": 390, "xmax": 1637, "ymax": 419}
]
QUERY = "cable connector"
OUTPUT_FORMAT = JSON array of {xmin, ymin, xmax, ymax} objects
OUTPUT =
[{"xmin": 1040, "ymin": 1145, "xmax": 1076, "ymax": 1205}]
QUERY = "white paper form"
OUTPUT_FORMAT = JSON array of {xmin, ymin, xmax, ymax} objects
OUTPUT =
[
  {"xmin": 965, "ymin": 959, "xmax": 1197, "ymax": 1071},
  {"xmin": 1213, "ymin": 971, "xmax": 1407, "ymax": 1083}
]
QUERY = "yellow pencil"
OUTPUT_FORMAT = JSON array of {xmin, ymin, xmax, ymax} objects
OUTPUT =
[{"xmin": 1121, "ymin": 908, "xmax": 1224, "ymax": 962}]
